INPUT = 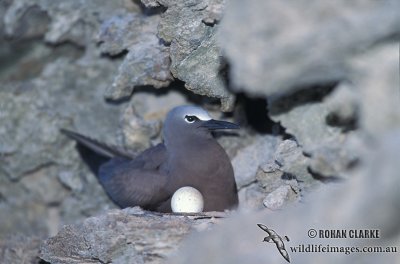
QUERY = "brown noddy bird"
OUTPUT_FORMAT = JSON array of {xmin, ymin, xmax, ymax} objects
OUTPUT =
[{"xmin": 61, "ymin": 105, "xmax": 239, "ymax": 212}]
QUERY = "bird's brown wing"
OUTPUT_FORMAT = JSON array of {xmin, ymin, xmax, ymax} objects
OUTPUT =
[{"xmin": 98, "ymin": 144, "xmax": 170, "ymax": 209}]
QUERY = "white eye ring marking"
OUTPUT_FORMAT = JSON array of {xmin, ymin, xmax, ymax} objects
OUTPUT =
[{"xmin": 184, "ymin": 115, "xmax": 198, "ymax": 123}]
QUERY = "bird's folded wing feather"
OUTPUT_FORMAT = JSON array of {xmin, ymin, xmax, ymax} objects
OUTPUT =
[{"xmin": 98, "ymin": 144, "xmax": 170, "ymax": 209}]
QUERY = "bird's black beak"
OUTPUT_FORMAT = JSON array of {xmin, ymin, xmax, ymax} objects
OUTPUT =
[{"xmin": 200, "ymin": 119, "xmax": 240, "ymax": 130}]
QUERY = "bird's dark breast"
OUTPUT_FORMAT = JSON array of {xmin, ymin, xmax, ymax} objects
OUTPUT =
[{"xmin": 167, "ymin": 140, "xmax": 238, "ymax": 211}]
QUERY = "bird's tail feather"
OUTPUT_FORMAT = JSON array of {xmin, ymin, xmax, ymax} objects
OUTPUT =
[
  {"xmin": 61, "ymin": 129, "xmax": 133, "ymax": 159},
  {"xmin": 61, "ymin": 129, "xmax": 137, "ymax": 174}
]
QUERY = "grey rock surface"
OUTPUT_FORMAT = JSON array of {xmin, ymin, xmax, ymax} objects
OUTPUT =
[
  {"xmin": 1, "ymin": 0, "xmax": 135, "ymax": 238},
  {"xmin": 238, "ymin": 139, "xmax": 308, "ymax": 210},
  {"xmin": 4, "ymin": 0, "xmax": 139, "ymax": 45},
  {"xmin": 262, "ymin": 184, "xmax": 299, "ymax": 210},
  {"xmin": 232, "ymin": 135, "xmax": 281, "ymax": 189},
  {"xmin": 3, "ymin": 0, "xmax": 235, "ymax": 110},
  {"xmin": 156, "ymin": 0, "xmax": 234, "ymax": 111},
  {"xmin": 40, "ymin": 207, "xmax": 228, "ymax": 264},
  {"xmin": 219, "ymin": 0, "xmax": 400, "ymax": 97},
  {"xmin": 268, "ymin": 86, "xmax": 361, "ymax": 180},
  {"xmin": 269, "ymin": 139, "xmax": 316, "ymax": 189},
  {"xmin": 350, "ymin": 44, "xmax": 400, "ymax": 135},
  {"xmin": 0, "ymin": 236, "xmax": 41, "ymax": 264},
  {"xmin": 99, "ymin": 14, "xmax": 173, "ymax": 99},
  {"xmin": 233, "ymin": 136, "xmax": 310, "ymax": 210},
  {"xmin": 324, "ymin": 83, "xmax": 359, "ymax": 131},
  {"xmin": 0, "ymin": 57, "xmax": 121, "ymax": 237},
  {"xmin": 218, "ymin": 0, "xmax": 400, "ymax": 182}
]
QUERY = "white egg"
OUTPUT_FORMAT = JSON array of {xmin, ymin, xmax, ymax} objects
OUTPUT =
[{"xmin": 171, "ymin": 186, "xmax": 204, "ymax": 213}]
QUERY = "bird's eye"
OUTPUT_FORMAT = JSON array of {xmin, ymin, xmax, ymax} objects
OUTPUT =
[{"xmin": 184, "ymin": 115, "xmax": 198, "ymax": 123}]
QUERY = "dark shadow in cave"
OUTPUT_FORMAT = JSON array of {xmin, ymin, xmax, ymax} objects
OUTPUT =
[
  {"xmin": 268, "ymin": 82, "xmax": 338, "ymax": 115},
  {"xmin": 218, "ymin": 57, "xmax": 293, "ymax": 138},
  {"xmin": 307, "ymin": 167, "xmax": 344, "ymax": 183},
  {"xmin": 105, "ymin": 79, "xmax": 221, "ymax": 106},
  {"xmin": 235, "ymin": 93, "xmax": 291, "ymax": 138}
]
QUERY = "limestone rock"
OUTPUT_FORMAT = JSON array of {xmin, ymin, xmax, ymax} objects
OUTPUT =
[
  {"xmin": 40, "ymin": 207, "xmax": 227, "ymax": 264},
  {"xmin": 219, "ymin": 0, "xmax": 400, "ymax": 97},
  {"xmin": 99, "ymin": 14, "xmax": 173, "ymax": 99},
  {"xmin": 156, "ymin": 0, "xmax": 234, "ymax": 111},
  {"xmin": 262, "ymin": 185, "xmax": 299, "ymax": 210},
  {"xmin": 232, "ymin": 135, "xmax": 281, "ymax": 189},
  {"xmin": 0, "ymin": 236, "xmax": 41, "ymax": 264}
]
